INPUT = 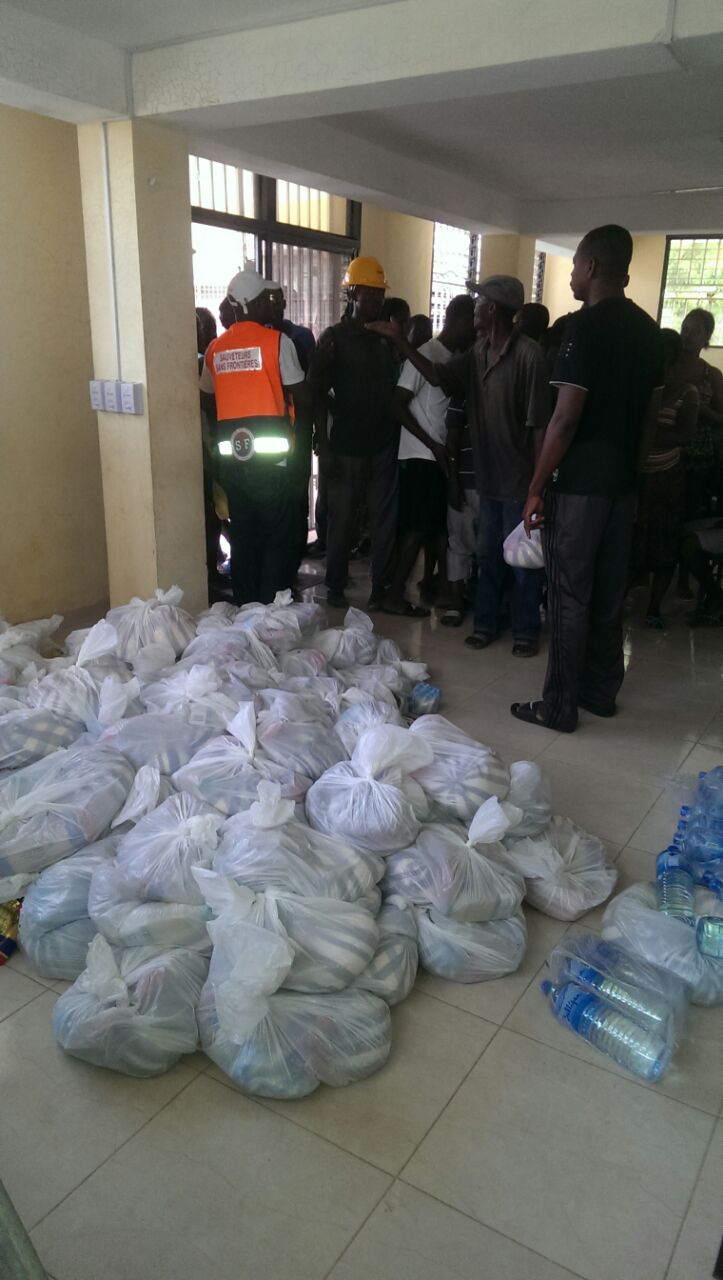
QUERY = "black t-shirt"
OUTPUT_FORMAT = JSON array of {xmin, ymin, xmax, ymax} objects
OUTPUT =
[
  {"xmin": 324, "ymin": 319, "xmax": 398, "ymax": 456},
  {"xmin": 551, "ymin": 298, "xmax": 664, "ymax": 497}
]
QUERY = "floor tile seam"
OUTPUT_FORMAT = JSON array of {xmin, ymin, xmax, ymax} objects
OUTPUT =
[
  {"xmin": 320, "ymin": 1178, "xmax": 398, "ymax": 1280},
  {"xmin": 0, "ymin": 983, "xmax": 50, "ymax": 1024},
  {"xmin": 662, "ymin": 1119, "xmax": 720, "ymax": 1280},
  {"xmin": 496, "ymin": 1024, "xmax": 723, "ymax": 1120},
  {"xmin": 26, "ymin": 1070, "xmax": 202, "ymax": 1236},
  {"xmin": 625, "ymin": 781, "xmax": 668, "ymax": 847},
  {"xmin": 6, "ymin": 964, "xmax": 57, "ymax": 991},
  {"xmin": 393, "ymin": 1176, "xmax": 587, "ymax": 1280},
  {"xmin": 408, "ymin": 982, "xmax": 504, "ymax": 1026},
  {"xmin": 201, "ymin": 1066, "xmax": 398, "ymax": 1179},
  {"xmin": 393, "ymin": 1025, "xmax": 504, "ymax": 1186}
]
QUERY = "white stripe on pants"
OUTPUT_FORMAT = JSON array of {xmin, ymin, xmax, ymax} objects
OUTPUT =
[{"xmin": 447, "ymin": 489, "xmax": 480, "ymax": 581}]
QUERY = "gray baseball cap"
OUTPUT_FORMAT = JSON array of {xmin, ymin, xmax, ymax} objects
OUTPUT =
[{"xmin": 472, "ymin": 275, "xmax": 525, "ymax": 311}]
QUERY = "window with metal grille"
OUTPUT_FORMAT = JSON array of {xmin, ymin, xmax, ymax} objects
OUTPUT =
[
  {"xmin": 430, "ymin": 223, "xmax": 478, "ymax": 332},
  {"xmin": 531, "ymin": 250, "xmax": 546, "ymax": 304},
  {"xmin": 659, "ymin": 237, "xmax": 723, "ymax": 345},
  {"xmin": 189, "ymin": 155, "xmax": 255, "ymax": 218},
  {"xmin": 276, "ymin": 181, "xmax": 348, "ymax": 235}
]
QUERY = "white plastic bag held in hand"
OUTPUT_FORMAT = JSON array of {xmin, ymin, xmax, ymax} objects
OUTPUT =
[{"xmin": 503, "ymin": 520, "xmax": 544, "ymax": 570}]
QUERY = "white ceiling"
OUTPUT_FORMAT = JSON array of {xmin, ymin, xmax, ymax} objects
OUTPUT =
[
  {"xmin": 7, "ymin": 0, "xmax": 398, "ymax": 50},
  {"xmin": 323, "ymin": 68, "xmax": 723, "ymax": 204}
]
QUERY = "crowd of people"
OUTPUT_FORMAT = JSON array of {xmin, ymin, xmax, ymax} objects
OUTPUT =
[{"xmin": 196, "ymin": 222, "xmax": 723, "ymax": 735}]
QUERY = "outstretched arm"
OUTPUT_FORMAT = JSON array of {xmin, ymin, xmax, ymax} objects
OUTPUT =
[
  {"xmin": 366, "ymin": 320, "xmax": 443, "ymax": 386},
  {"xmin": 522, "ymin": 385, "xmax": 587, "ymax": 533}
]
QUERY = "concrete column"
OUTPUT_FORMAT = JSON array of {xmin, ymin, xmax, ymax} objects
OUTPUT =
[
  {"xmin": 78, "ymin": 118, "xmax": 207, "ymax": 613},
  {"xmin": 478, "ymin": 234, "xmax": 537, "ymax": 302}
]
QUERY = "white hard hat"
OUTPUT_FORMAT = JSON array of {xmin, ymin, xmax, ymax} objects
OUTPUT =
[{"xmin": 227, "ymin": 270, "xmax": 281, "ymax": 306}]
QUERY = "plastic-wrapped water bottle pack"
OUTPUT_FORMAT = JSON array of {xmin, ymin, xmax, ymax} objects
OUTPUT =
[{"xmin": 2, "ymin": 589, "xmax": 628, "ymax": 1093}]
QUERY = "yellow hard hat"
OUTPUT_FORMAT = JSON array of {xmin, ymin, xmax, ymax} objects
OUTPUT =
[{"xmin": 343, "ymin": 256, "xmax": 388, "ymax": 290}]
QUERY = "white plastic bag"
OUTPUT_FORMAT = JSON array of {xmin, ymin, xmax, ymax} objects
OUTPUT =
[
  {"xmin": 114, "ymin": 792, "xmax": 223, "ymax": 905},
  {"xmin": 198, "ymin": 983, "xmax": 391, "ymax": 1099},
  {"xmin": 506, "ymin": 761, "xmax": 552, "ymax": 838},
  {"xmin": 195, "ymin": 601, "xmax": 239, "ymax": 631},
  {"xmin": 214, "ymin": 780, "xmax": 382, "ymax": 901},
  {"xmin": 53, "ymin": 936, "xmax": 207, "ymax": 1076},
  {"xmin": 141, "ymin": 664, "xmax": 248, "ymax": 732},
  {"xmin": 18, "ymin": 834, "xmax": 121, "ymax": 978},
  {"xmin": 501, "ymin": 815, "xmax": 616, "ymax": 920},
  {"xmin": 305, "ymin": 725, "xmax": 434, "ymax": 854},
  {"xmin": 353, "ymin": 895, "xmax": 418, "ymax": 1005},
  {"xmin": 503, "ymin": 520, "xmax": 544, "ymax": 570},
  {"xmin": 0, "ymin": 744, "xmax": 134, "ymax": 878},
  {"xmin": 416, "ymin": 907, "xmax": 527, "ymax": 982},
  {"xmin": 409, "ymin": 715, "xmax": 510, "ymax": 821},
  {"xmin": 106, "ymin": 586, "xmax": 196, "ymax": 660},
  {"xmin": 88, "ymin": 860, "xmax": 212, "ymax": 950},
  {"xmin": 335, "ymin": 691, "xmax": 405, "ymax": 754},
  {"xmin": 172, "ymin": 723, "xmax": 309, "ymax": 817},
  {"xmin": 256, "ymin": 691, "xmax": 346, "ymax": 780},
  {"xmin": 383, "ymin": 808, "xmax": 524, "ymax": 923},
  {"xmin": 312, "ymin": 608, "xmax": 378, "ymax": 669},
  {"xmin": 602, "ymin": 882, "xmax": 723, "ymax": 1007},
  {"xmin": 0, "ymin": 706, "xmax": 84, "ymax": 771},
  {"xmin": 181, "ymin": 626, "xmax": 277, "ymax": 672},
  {"xmin": 195, "ymin": 868, "xmax": 379, "ymax": 994},
  {"xmin": 100, "ymin": 712, "xmax": 214, "ymax": 772},
  {"xmin": 110, "ymin": 765, "xmax": 174, "ymax": 830}
]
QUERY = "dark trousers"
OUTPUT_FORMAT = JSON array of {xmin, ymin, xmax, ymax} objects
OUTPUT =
[
  {"xmin": 542, "ymin": 490, "xmax": 636, "ymax": 731},
  {"xmin": 473, "ymin": 498, "xmax": 543, "ymax": 639},
  {"xmin": 325, "ymin": 445, "xmax": 399, "ymax": 597},
  {"xmin": 289, "ymin": 414, "xmax": 313, "ymax": 569},
  {"xmin": 220, "ymin": 460, "xmax": 295, "ymax": 605}
]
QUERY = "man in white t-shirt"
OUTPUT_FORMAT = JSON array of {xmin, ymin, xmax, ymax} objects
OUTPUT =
[{"xmin": 382, "ymin": 294, "xmax": 475, "ymax": 616}]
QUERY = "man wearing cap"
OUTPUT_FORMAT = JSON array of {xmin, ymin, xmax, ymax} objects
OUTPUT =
[
  {"xmin": 372, "ymin": 275, "xmax": 550, "ymax": 655},
  {"xmin": 309, "ymin": 255, "xmax": 399, "ymax": 611},
  {"xmin": 200, "ymin": 270, "xmax": 306, "ymax": 605}
]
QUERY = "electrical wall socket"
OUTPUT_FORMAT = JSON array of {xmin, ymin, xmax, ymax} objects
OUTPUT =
[{"xmin": 89, "ymin": 379, "xmax": 145, "ymax": 414}]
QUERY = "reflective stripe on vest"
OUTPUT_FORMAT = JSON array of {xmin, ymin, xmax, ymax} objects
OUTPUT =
[{"xmin": 206, "ymin": 320, "xmax": 287, "ymax": 424}]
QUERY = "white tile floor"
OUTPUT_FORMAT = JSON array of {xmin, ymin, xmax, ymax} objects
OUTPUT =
[{"xmin": 3, "ymin": 567, "xmax": 722, "ymax": 1280}]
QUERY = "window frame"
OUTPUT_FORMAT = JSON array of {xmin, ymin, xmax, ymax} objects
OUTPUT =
[
  {"xmin": 191, "ymin": 172, "xmax": 361, "ymax": 274},
  {"xmin": 657, "ymin": 234, "xmax": 723, "ymax": 347}
]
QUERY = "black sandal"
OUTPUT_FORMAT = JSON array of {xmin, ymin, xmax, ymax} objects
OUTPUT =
[
  {"xmin": 464, "ymin": 631, "xmax": 494, "ymax": 650},
  {"xmin": 510, "ymin": 700, "xmax": 552, "ymax": 728},
  {"xmin": 381, "ymin": 601, "xmax": 431, "ymax": 618}
]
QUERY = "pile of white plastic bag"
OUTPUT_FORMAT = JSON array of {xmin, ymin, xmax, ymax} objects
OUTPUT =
[{"xmin": 2, "ymin": 588, "xmax": 620, "ymax": 1092}]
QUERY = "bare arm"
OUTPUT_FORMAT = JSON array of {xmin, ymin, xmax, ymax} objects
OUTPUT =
[
  {"xmin": 393, "ymin": 386, "xmax": 448, "ymax": 473},
  {"xmin": 635, "ymin": 388, "xmax": 663, "ymax": 472},
  {"xmin": 366, "ymin": 320, "xmax": 443, "ymax": 386},
  {"xmin": 522, "ymin": 385, "xmax": 587, "ymax": 532}
]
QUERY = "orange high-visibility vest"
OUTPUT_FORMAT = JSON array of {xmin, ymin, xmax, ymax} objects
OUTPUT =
[{"xmin": 205, "ymin": 320, "xmax": 289, "ymax": 425}]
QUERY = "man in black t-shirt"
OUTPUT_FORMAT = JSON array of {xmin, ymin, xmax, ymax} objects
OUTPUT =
[
  {"xmin": 310, "ymin": 256, "xmax": 399, "ymax": 610},
  {"xmin": 511, "ymin": 225, "xmax": 664, "ymax": 733}
]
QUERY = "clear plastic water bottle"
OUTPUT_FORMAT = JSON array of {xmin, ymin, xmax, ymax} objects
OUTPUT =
[
  {"xmin": 695, "ymin": 768, "xmax": 723, "ymax": 815},
  {"xmin": 541, "ymin": 980, "xmax": 672, "ymax": 1080},
  {"xmin": 655, "ymin": 845, "xmax": 688, "ymax": 876},
  {"xmin": 696, "ymin": 917, "xmax": 723, "ymax": 959},
  {"xmin": 561, "ymin": 957, "xmax": 673, "ymax": 1032},
  {"xmin": 656, "ymin": 864, "xmax": 695, "ymax": 926},
  {"xmin": 409, "ymin": 682, "xmax": 441, "ymax": 716}
]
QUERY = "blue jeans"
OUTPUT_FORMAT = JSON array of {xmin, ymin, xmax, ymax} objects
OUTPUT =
[{"xmin": 473, "ymin": 498, "xmax": 543, "ymax": 639}]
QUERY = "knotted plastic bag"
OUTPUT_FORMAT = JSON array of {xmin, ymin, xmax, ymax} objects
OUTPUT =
[
  {"xmin": 214, "ymin": 779, "xmax": 382, "ymax": 901},
  {"xmin": 53, "ymin": 935, "xmax": 207, "ymax": 1076},
  {"xmin": 409, "ymin": 715, "xmax": 510, "ymax": 822},
  {"xmin": 416, "ymin": 907, "xmax": 527, "ymax": 982},
  {"xmin": 500, "ymin": 814, "xmax": 616, "ymax": 920},
  {"xmin": 383, "ymin": 798, "xmax": 525, "ymax": 923},
  {"xmin": 305, "ymin": 725, "xmax": 434, "ymax": 854},
  {"xmin": 106, "ymin": 586, "xmax": 196, "ymax": 660}
]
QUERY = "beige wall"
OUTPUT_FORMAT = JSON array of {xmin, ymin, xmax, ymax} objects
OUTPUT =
[
  {"xmin": 627, "ymin": 234, "xmax": 666, "ymax": 319},
  {"xmin": 477, "ymin": 234, "xmax": 537, "ymax": 298},
  {"xmin": 0, "ymin": 104, "xmax": 108, "ymax": 623},
  {"xmin": 78, "ymin": 120, "xmax": 207, "ymax": 613},
  {"xmin": 542, "ymin": 252, "xmax": 579, "ymax": 324},
  {"xmin": 360, "ymin": 204, "xmax": 434, "ymax": 314}
]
